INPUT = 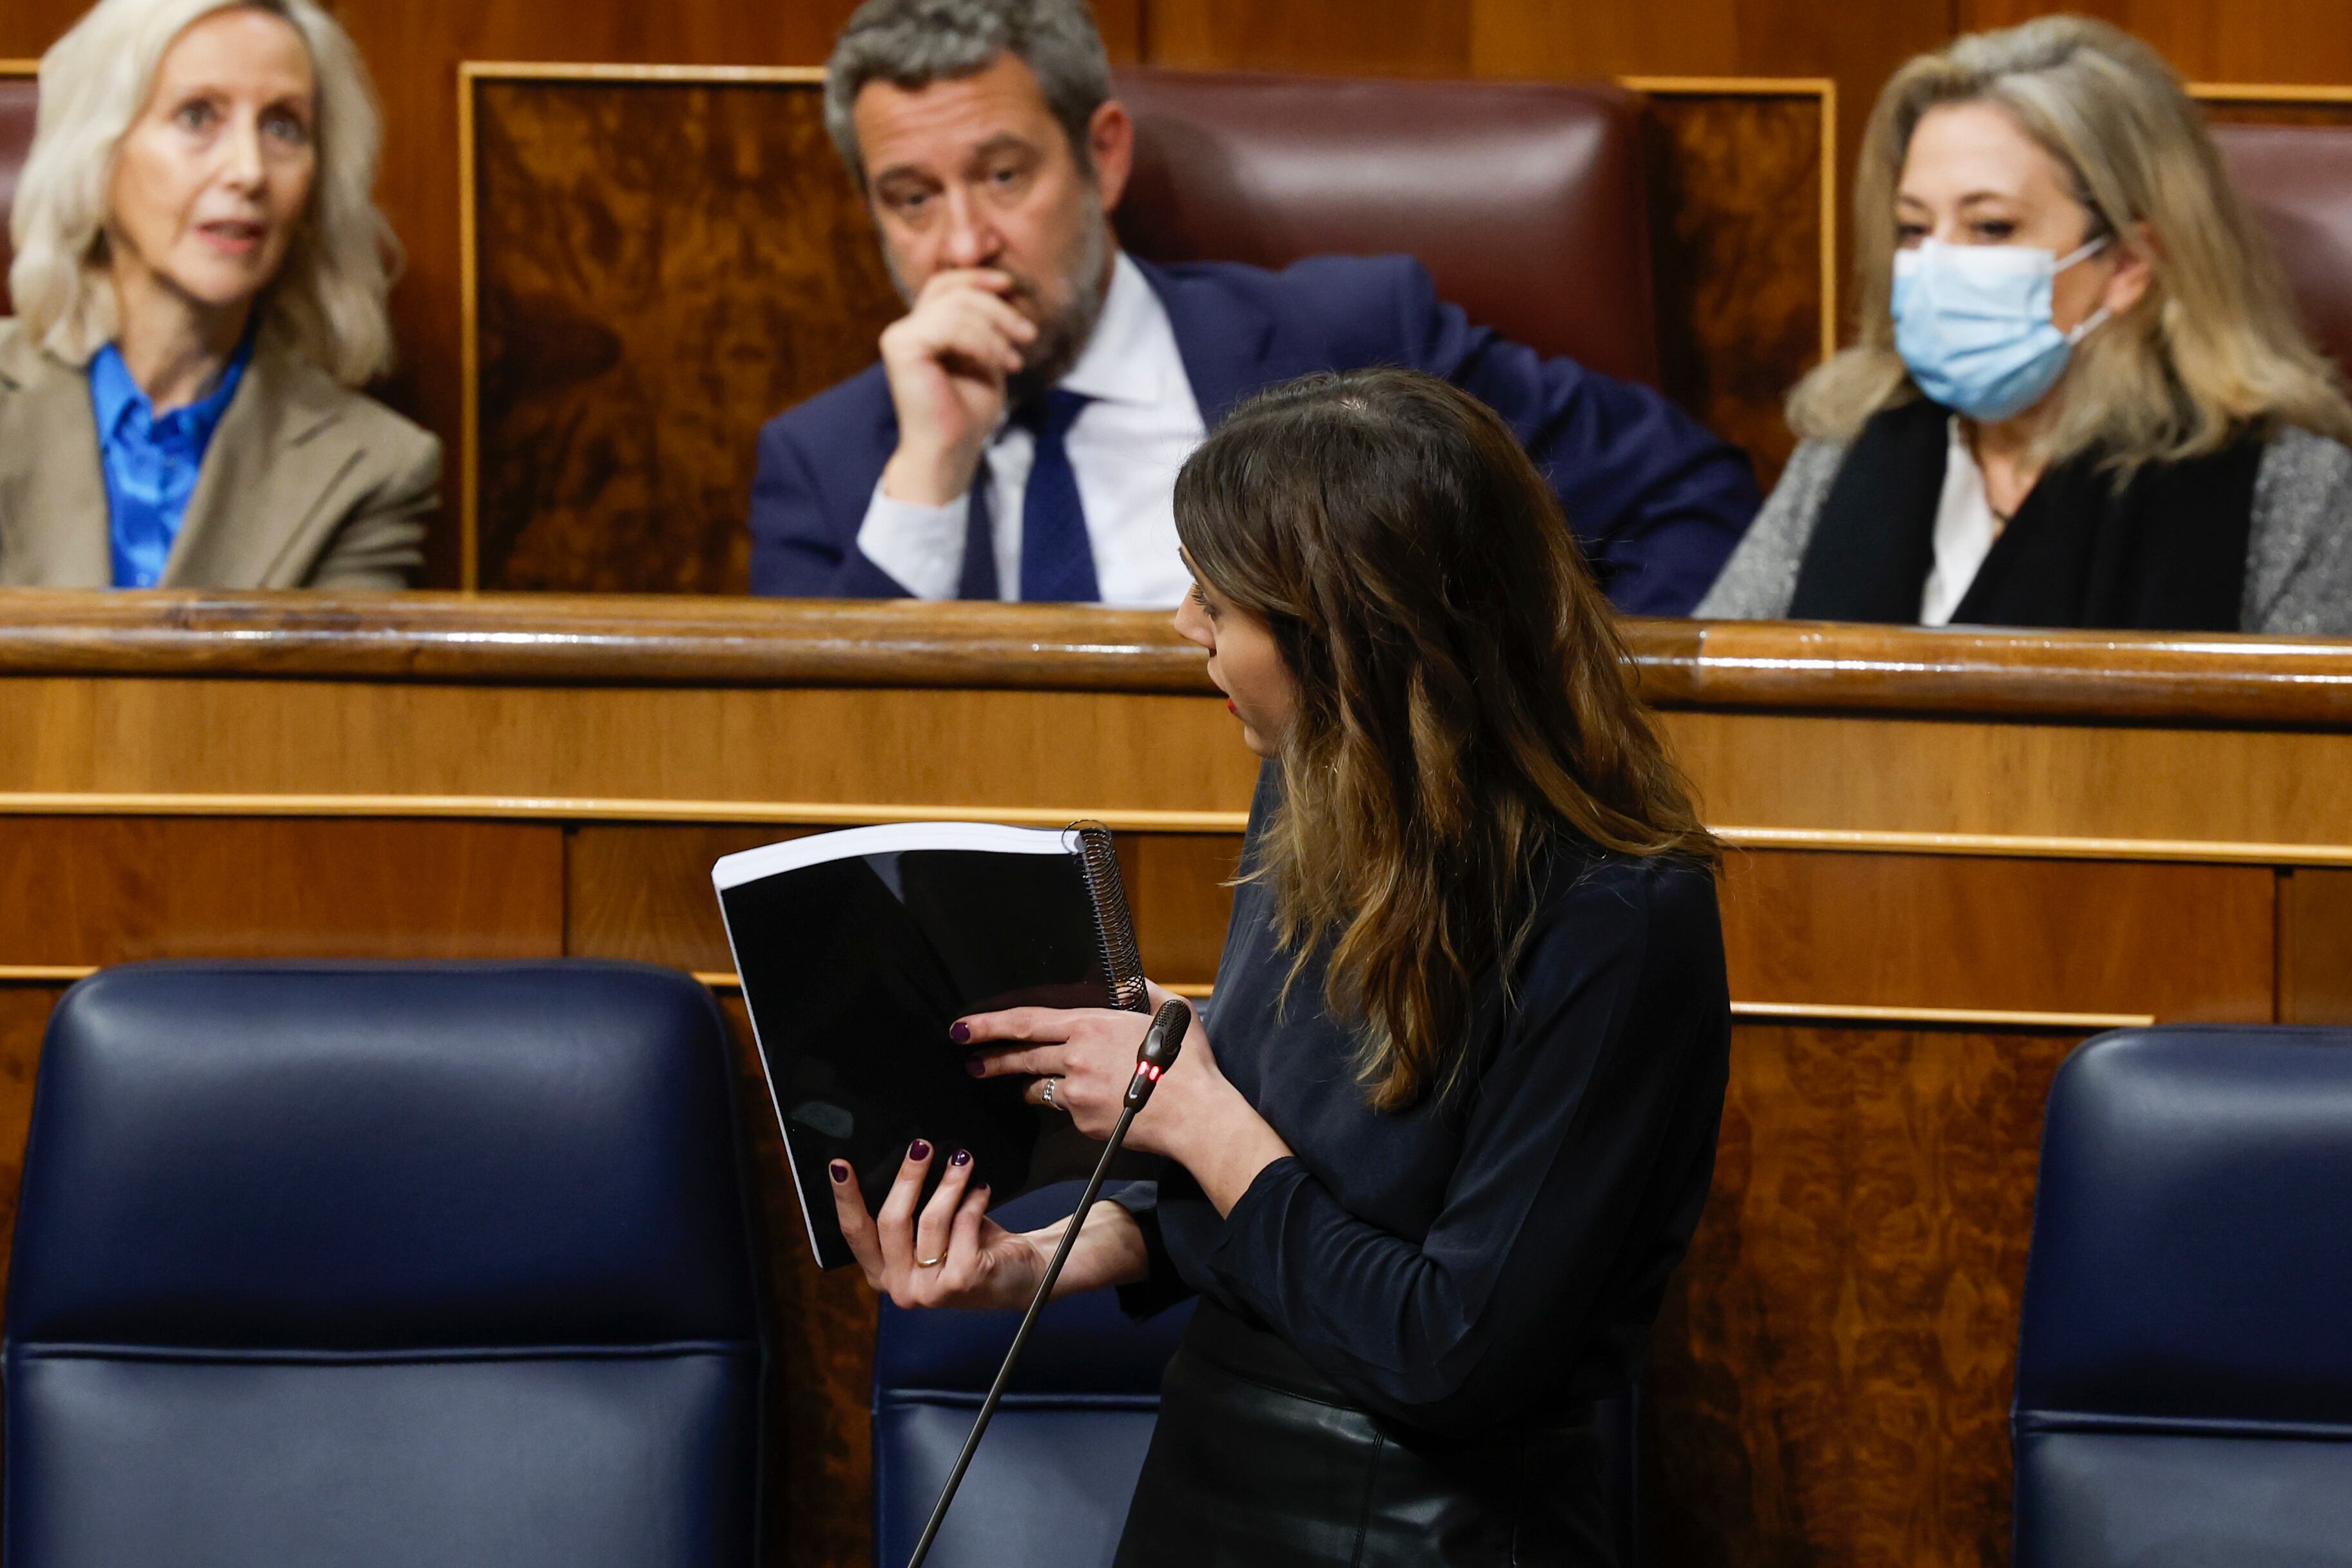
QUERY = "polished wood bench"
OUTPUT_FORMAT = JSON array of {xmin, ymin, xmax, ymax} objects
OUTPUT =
[{"xmin": 1, "ymin": 590, "xmax": 2346, "ymax": 1567}]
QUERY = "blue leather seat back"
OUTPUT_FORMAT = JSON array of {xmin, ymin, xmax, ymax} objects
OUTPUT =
[
  {"xmin": 2014, "ymin": 1025, "xmax": 2352, "ymax": 1567},
  {"xmin": 5, "ymin": 961, "xmax": 766, "ymax": 1568},
  {"xmin": 872, "ymin": 1185, "xmax": 1644, "ymax": 1567},
  {"xmin": 874, "ymin": 1185, "xmax": 1192, "ymax": 1568}
]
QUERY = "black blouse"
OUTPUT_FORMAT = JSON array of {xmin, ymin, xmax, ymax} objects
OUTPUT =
[{"xmin": 1115, "ymin": 767, "xmax": 1731, "ymax": 1441}]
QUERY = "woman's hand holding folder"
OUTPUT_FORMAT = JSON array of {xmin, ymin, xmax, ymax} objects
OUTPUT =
[{"xmin": 828, "ymin": 982, "xmax": 1293, "ymax": 1311}]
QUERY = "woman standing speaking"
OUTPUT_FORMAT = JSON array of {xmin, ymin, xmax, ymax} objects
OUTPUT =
[{"xmin": 831, "ymin": 367, "xmax": 1732, "ymax": 1566}]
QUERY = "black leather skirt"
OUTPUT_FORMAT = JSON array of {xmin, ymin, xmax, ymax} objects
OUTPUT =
[{"xmin": 1111, "ymin": 1301, "xmax": 1617, "ymax": 1567}]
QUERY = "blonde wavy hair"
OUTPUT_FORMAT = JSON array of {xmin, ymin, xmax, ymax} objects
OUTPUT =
[
  {"xmin": 7, "ymin": 0, "xmax": 398, "ymax": 385},
  {"xmin": 1791, "ymin": 15, "xmax": 2352, "ymax": 467}
]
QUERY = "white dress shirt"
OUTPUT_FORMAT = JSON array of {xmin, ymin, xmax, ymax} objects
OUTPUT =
[
  {"xmin": 1920, "ymin": 416, "xmax": 2002, "ymax": 626},
  {"xmin": 854, "ymin": 252, "xmax": 1207, "ymax": 606}
]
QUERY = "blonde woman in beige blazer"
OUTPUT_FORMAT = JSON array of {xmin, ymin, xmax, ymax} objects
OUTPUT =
[{"xmin": 3, "ymin": 0, "xmax": 432, "ymax": 590}]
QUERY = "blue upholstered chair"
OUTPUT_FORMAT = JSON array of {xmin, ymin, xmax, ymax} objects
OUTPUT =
[
  {"xmin": 872, "ymin": 1185, "xmax": 1194, "ymax": 1568},
  {"xmin": 2014, "ymin": 1025, "xmax": 2352, "ymax": 1566},
  {"xmin": 3, "ymin": 960, "xmax": 767, "ymax": 1568},
  {"xmin": 873, "ymin": 1184, "xmax": 1645, "ymax": 1567}
]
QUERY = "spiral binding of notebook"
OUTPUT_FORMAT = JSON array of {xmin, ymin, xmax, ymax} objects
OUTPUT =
[{"xmin": 1071, "ymin": 821, "xmax": 1151, "ymax": 1014}]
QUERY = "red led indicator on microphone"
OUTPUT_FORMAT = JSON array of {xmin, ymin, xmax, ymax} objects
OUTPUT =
[{"xmin": 1143, "ymin": 1064, "xmax": 1163, "ymax": 1081}]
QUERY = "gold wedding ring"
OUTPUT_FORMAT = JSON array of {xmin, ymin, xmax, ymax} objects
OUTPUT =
[{"xmin": 917, "ymin": 1255, "xmax": 946, "ymax": 1268}]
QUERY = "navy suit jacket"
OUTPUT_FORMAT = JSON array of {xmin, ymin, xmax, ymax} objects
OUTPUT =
[{"xmin": 748, "ymin": 255, "xmax": 1758, "ymax": 615}]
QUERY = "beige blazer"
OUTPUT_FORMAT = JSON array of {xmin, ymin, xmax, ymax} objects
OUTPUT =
[{"xmin": 0, "ymin": 319, "xmax": 435, "ymax": 588}]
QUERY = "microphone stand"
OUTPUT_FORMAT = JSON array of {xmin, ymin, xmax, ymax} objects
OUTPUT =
[{"xmin": 903, "ymin": 998, "xmax": 1192, "ymax": 1568}]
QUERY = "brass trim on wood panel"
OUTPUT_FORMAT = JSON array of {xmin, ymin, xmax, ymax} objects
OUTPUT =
[
  {"xmin": 463, "ymin": 62, "xmax": 828, "ymax": 84},
  {"xmin": 1731, "ymin": 1001, "xmax": 2154, "ymax": 1031},
  {"xmin": 1621, "ymin": 75, "xmax": 1839, "ymax": 365},
  {"xmin": 457, "ymin": 64, "xmax": 481, "ymax": 594},
  {"xmin": 1716, "ymin": 827, "xmax": 2352, "ymax": 867},
  {"xmin": 0, "ymin": 60, "xmax": 37, "ymax": 73},
  {"xmin": 0, "ymin": 965, "xmax": 95, "ymax": 984},
  {"xmin": 2192, "ymin": 82, "xmax": 2352, "ymax": 103},
  {"xmin": 0, "ymin": 791, "xmax": 1254, "ymax": 833}
]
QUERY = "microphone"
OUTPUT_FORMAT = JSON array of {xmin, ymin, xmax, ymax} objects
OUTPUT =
[{"xmin": 903, "ymin": 998, "xmax": 1192, "ymax": 1568}]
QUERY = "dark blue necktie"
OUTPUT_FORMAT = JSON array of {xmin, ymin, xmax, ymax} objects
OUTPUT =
[{"xmin": 1015, "ymin": 389, "xmax": 1098, "ymax": 603}]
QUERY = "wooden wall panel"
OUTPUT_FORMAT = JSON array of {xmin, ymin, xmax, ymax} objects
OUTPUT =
[
  {"xmin": 1961, "ymin": 0, "xmax": 2352, "ymax": 83},
  {"xmin": 1114, "ymin": 831, "xmax": 1243, "ymax": 987},
  {"xmin": 472, "ymin": 77, "xmax": 901, "ymax": 592},
  {"xmin": 1661, "ymin": 709, "xmax": 2352, "ymax": 851},
  {"xmin": 1145, "ymin": 0, "xmax": 1475, "ymax": 75},
  {"xmin": 1472, "ymin": 0, "xmax": 1956, "ymax": 311},
  {"xmin": 569, "ymin": 824, "xmax": 810, "ymax": 972},
  {"xmin": 2280, "ymin": 867, "xmax": 2352, "ymax": 1025},
  {"xmin": 0, "ymin": 818, "xmax": 564, "ymax": 962},
  {"xmin": 1649, "ymin": 1021, "xmax": 2078, "ymax": 1568},
  {"xmin": 1721, "ymin": 851, "xmax": 2275, "ymax": 1021},
  {"xmin": 1646, "ymin": 92, "xmax": 1827, "ymax": 485},
  {"xmin": 0, "ymin": 984, "xmax": 64, "ymax": 1309},
  {"xmin": 0, "ymin": 679, "xmax": 1258, "ymax": 821}
]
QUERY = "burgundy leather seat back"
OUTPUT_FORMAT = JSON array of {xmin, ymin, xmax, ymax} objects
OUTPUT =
[
  {"xmin": 0, "ymin": 76, "xmax": 36, "ymax": 316},
  {"xmin": 1110, "ymin": 68, "xmax": 1659, "ymax": 387},
  {"xmin": 2213, "ymin": 122, "xmax": 2352, "ymax": 383}
]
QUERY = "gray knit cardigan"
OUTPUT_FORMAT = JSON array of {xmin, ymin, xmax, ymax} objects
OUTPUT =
[{"xmin": 1695, "ymin": 425, "xmax": 2352, "ymax": 635}]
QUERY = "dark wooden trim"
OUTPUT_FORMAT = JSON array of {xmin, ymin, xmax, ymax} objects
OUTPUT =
[{"xmin": 3, "ymin": 592, "xmax": 2352, "ymax": 722}]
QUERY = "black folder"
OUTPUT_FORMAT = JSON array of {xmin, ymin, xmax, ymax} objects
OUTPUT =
[{"xmin": 714, "ymin": 822, "xmax": 1149, "ymax": 1270}]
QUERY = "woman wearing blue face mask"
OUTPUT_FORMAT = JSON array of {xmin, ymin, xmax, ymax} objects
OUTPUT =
[{"xmin": 1698, "ymin": 16, "xmax": 2352, "ymax": 634}]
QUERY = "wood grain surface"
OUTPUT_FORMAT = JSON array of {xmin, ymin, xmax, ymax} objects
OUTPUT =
[
  {"xmin": 11, "ymin": 594, "xmax": 2352, "ymax": 729},
  {"xmin": 0, "ymin": 818, "xmax": 563, "ymax": 962},
  {"xmin": 2280, "ymin": 868, "xmax": 2352, "ymax": 1024},
  {"xmin": 1646, "ymin": 92, "xmax": 1827, "ymax": 487},
  {"xmin": 472, "ymin": 77, "xmax": 902, "ymax": 592},
  {"xmin": 1720, "ymin": 851, "xmax": 2275, "ymax": 1020},
  {"xmin": 1961, "ymin": 0, "xmax": 2352, "ymax": 82},
  {"xmin": 1648, "ymin": 1021, "xmax": 2080, "ymax": 1568},
  {"xmin": 0, "ymin": 985, "xmax": 64, "ymax": 1310}
]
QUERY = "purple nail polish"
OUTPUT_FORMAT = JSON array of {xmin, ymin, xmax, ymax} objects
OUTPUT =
[
  {"xmin": 909, "ymin": 1139, "xmax": 931, "ymax": 1161},
  {"xmin": 949, "ymin": 1021, "xmax": 971, "ymax": 1043},
  {"xmin": 951, "ymin": 1148, "xmax": 971, "ymax": 1168},
  {"xmin": 965, "ymin": 1058, "xmax": 986, "ymax": 1078},
  {"xmin": 828, "ymin": 1161, "xmax": 850, "ymax": 1185}
]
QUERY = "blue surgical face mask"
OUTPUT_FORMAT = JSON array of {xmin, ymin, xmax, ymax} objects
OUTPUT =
[{"xmin": 1891, "ymin": 236, "xmax": 2111, "ymax": 421}]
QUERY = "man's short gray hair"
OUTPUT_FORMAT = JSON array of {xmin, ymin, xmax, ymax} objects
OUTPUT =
[{"xmin": 824, "ymin": 0, "xmax": 1111, "ymax": 191}]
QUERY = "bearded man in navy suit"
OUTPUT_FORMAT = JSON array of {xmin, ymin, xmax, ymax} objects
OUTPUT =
[{"xmin": 750, "ymin": 0, "xmax": 1760, "ymax": 614}]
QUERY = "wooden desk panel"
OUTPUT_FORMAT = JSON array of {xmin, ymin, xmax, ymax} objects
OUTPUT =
[
  {"xmin": 1655, "ymin": 1020, "xmax": 2078, "ymax": 1568},
  {"xmin": 0, "ymin": 818, "xmax": 563, "ymax": 963},
  {"xmin": 1721, "ymin": 851, "xmax": 2275, "ymax": 1021},
  {"xmin": 0, "ymin": 594, "xmax": 2347, "ymax": 1568}
]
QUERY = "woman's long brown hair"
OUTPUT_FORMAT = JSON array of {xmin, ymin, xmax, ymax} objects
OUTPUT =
[{"xmin": 1175, "ymin": 368, "xmax": 1718, "ymax": 1111}]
